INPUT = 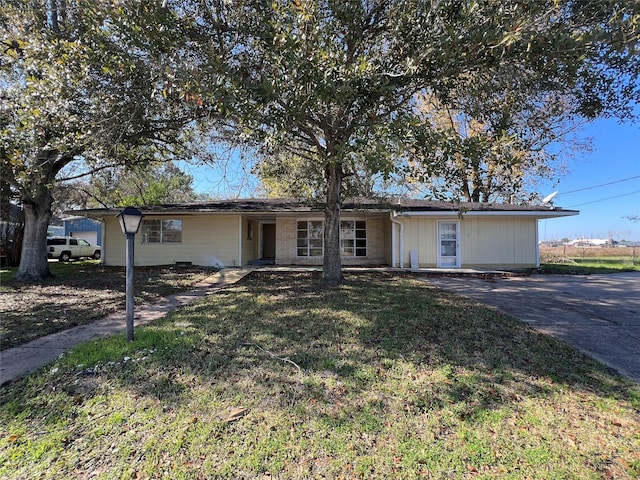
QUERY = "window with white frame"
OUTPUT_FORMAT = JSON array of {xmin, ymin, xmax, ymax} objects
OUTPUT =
[
  {"xmin": 296, "ymin": 219, "xmax": 367, "ymax": 257},
  {"xmin": 297, "ymin": 220, "xmax": 323, "ymax": 256},
  {"xmin": 340, "ymin": 220, "xmax": 367, "ymax": 257},
  {"xmin": 141, "ymin": 219, "xmax": 183, "ymax": 243}
]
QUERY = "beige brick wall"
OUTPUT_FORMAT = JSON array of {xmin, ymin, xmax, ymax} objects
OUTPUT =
[{"xmin": 275, "ymin": 215, "xmax": 387, "ymax": 265}]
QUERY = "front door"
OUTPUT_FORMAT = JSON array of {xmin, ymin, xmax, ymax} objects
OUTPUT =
[
  {"xmin": 437, "ymin": 221, "xmax": 460, "ymax": 268},
  {"xmin": 261, "ymin": 223, "xmax": 276, "ymax": 259}
]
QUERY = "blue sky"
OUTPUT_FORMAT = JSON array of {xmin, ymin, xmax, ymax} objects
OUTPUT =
[
  {"xmin": 182, "ymin": 118, "xmax": 640, "ymax": 243},
  {"xmin": 538, "ymin": 118, "xmax": 640, "ymax": 242}
]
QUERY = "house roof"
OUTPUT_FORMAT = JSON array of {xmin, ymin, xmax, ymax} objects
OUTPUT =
[{"xmin": 68, "ymin": 198, "xmax": 579, "ymax": 220}]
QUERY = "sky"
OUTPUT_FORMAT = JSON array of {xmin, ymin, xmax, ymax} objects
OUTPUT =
[
  {"xmin": 180, "ymin": 117, "xmax": 640, "ymax": 243},
  {"xmin": 537, "ymin": 118, "xmax": 640, "ymax": 242}
]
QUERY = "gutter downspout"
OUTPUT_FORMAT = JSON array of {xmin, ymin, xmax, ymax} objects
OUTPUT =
[
  {"xmin": 97, "ymin": 216, "xmax": 106, "ymax": 265},
  {"xmin": 238, "ymin": 216, "xmax": 243, "ymax": 267},
  {"xmin": 390, "ymin": 212, "xmax": 404, "ymax": 269},
  {"xmin": 100, "ymin": 217, "xmax": 106, "ymax": 265},
  {"xmin": 535, "ymin": 218, "xmax": 541, "ymax": 268}
]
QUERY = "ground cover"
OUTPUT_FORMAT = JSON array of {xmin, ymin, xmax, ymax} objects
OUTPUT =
[
  {"xmin": 539, "ymin": 246, "xmax": 639, "ymax": 273},
  {"xmin": 1, "ymin": 271, "xmax": 639, "ymax": 479},
  {"xmin": 0, "ymin": 261, "xmax": 215, "ymax": 350}
]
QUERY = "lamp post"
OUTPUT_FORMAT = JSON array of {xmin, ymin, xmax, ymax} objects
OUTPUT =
[{"xmin": 117, "ymin": 207, "xmax": 144, "ymax": 341}]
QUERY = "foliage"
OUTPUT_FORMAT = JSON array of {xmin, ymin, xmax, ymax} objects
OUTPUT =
[
  {"xmin": 54, "ymin": 162, "xmax": 206, "ymax": 212},
  {"xmin": 0, "ymin": 0, "xmax": 214, "ymax": 280},
  {"xmin": 3, "ymin": 0, "xmax": 638, "ymax": 284},
  {"xmin": 175, "ymin": 0, "xmax": 639, "ymax": 284},
  {"xmin": 1, "ymin": 272, "xmax": 639, "ymax": 478},
  {"xmin": 398, "ymin": 92, "xmax": 590, "ymax": 203}
]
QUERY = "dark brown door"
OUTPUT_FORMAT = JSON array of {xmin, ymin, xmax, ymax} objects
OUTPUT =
[{"xmin": 262, "ymin": 223, "xmax": 276, "ymax": 259}]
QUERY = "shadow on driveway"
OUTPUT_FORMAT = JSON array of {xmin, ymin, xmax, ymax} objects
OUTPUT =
[{"xmin": 425, "ymin": 272, "xmax": 640, "ymax": 384}]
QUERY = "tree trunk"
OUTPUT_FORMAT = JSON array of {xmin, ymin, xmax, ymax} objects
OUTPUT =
[
  {"xmin": 14, "ymin": 148, "xmax": 63, "ymax": 282},
  {"xmin": 15, "ymin": 202, "xmax": 54, "ymax": 281},
  {"xmin": 322, "ymin": 163, "xmax": 343, "ymax": 287}
]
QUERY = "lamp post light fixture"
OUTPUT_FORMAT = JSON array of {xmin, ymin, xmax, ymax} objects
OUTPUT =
[{"xmin": 117, "ymin": 206, "xmax": 144, "ymax": 341}]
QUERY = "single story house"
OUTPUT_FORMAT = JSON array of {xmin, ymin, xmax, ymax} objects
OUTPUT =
[{"xmin": 70, "ymin": 198, "xmax": 578, "ymax": 269}]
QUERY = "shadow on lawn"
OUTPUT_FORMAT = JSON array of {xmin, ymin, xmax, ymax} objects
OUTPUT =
[
  {"xmin": 0, "ymin": 264, "xmax": 215, "ymax": 350},
  {"xmin": 109, "ymin": 271, "xmax": 635, "ymax": 417},
  {"xmin": 2, "ymin": 271, "xmax": 637, "ymax": 452}
]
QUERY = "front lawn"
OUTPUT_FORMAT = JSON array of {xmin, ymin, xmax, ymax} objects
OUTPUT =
[
  {"xmin": 1, "ymin": 272, "xmax": 639, "ymax": 479},
  {"xmin": 0, "ymin": 261, "xmax": 215, "ymax": 350}
]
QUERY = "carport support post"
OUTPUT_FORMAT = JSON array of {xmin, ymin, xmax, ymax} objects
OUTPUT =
[{"xmin": 125, "ymin": 232, "xmax": 135, "ymax": 341}]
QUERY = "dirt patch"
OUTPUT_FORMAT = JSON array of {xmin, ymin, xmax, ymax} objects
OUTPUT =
[{"xmin": 0, "ymin": 265, "xmax": 215, "ymax": 350}]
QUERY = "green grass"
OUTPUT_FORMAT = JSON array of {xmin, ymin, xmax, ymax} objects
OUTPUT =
[
  {"xmin": 1, "ymin": 272, "xmax": 639, "ymax": 479},
  {"xmin": 539, "ymin": 247, "xmax": 640, "ymax": 274},
  {"xmin": 0, "ymin": 259, "xmax": 102, "ymax": 285},
  {"xmin": 539, "ymin": 258, "xmax": 640, "ymax": 274}
]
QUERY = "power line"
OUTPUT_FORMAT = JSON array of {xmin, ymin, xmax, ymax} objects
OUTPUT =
[
  {"xmin": 559, "ymin": 175, "xmax": 640, "ymax": 195},
  {"xmin": 568, "ymin": 190, "xmax": 640, "ymax": 208}
]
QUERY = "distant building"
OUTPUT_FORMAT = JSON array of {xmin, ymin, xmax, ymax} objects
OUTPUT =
[
  {"xmin": 63, "ymin": 216, "xmax": 103, "ymax": 246},
  {"xmin": 568, "ymin": 238, "xmax": 613, "ymax": 247}
]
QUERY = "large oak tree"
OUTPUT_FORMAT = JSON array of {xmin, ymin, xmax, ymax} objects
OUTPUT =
[
  {"xmin": 178, "ymin": 0, "xmax": 638, "ymax": 285},
  {"xmin": 0, "ymin": 0, "xmax": 211, "ymax": 281},
  {"xmin": 4, "ymin": 0, "xmax": 638, "ymax": 286}
]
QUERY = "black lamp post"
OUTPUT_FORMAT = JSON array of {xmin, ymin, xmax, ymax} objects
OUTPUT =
[{"xmin": 117, "ymin": 207, "xmax": 144, "ymax": 341}]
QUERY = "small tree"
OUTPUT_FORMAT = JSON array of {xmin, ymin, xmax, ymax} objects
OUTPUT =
[
  {"xmin": 55, "ymin": 162, "xmax": 206, "ymax": 212},
  {"xmin": 399, "ymin": 91, "xmax": 589, "ymax": 203}
]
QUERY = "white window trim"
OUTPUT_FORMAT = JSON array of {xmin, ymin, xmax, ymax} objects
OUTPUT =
[
  {"xmin": 296, "ymin": 219, "xmax": 324, "ymax": 257},
  {"xmin": 436, "ymin": 220, "xmax": 461, "ymax": 268},
  {"xmin": 141, "ymin": 219, "xmax": 183, "ymax": 244},
  {"xmin": 295, "ymin": 218, "xmax": 368, "ymax": 258}
]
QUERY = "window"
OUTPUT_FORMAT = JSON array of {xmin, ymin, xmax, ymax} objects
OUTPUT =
[
  {"xmin": 142, "ymin": 219, "xmax": 183, "ymax": 243},
  {"xmin": 340, "ymin": 220, "xmax": 367, "ymax": 257},
  {"xmin": 296, "ymin": 219, "xmax": 367, "ymax": 257},
  {"xmin": 297, "ymin": 220, "xmax": 323, "ymax": 256}
]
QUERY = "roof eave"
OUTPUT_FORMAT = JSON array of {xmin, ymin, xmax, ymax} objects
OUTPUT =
[{"xmin": 395, "ymin": 209, "xmax": 579, "ymax": 219}]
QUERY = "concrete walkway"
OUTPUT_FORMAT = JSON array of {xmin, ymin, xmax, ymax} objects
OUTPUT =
[
  {"xmin": 425, "ymin": 272, "xmax": 640, "ymax": 384},
  {"xmin": 0, "ymin": 268, "xmax": 252, "ymax": 385}
]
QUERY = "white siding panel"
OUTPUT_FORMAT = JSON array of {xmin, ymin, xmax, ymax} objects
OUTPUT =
[
  {"xmin": 103, "ymin": 216, "xmax": 125, "ymax": 266},
  {"xmin": 402, "ymin": 216, "xmax": 539, "ymax": 268},
  {"xmin": 103, "ymin": 215, "xmax": 241, "ymax": 267},
  {"xmin": 402, "ymin": 218, "xmax": 437, "ymax": 267},
  {"xmin": 460, "ymin": 216, "xmax": 537, "ymax": 267}
]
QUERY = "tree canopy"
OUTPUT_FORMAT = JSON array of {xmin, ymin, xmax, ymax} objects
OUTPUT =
[
  {"xmin": 178, "ymin": 0, "xmax": 638, "ymax": 284},
  {"xmin": 0, "ymin": 0, "xmax": 214, "ymax": 280},
  {"xmin": 55, "ymin": 162, "xmax": 205, "ymax": 213},
  {"xmin": 2, "ymin": 0, "xmax": 638, "ymax": 284}
]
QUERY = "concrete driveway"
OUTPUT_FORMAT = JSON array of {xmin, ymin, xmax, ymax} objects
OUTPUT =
[{"xmin": 425, "ymin": 272, "xmax": 640, "ymax": 384}]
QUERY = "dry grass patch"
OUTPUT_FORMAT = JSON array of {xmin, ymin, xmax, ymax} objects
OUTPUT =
[
  {"xmin": 1, "ymin": 272, "xmax": 639, "ymax": 479},
  {"xmin": 0, "ymin": 262, "xmax": 215, "ymax": 350}
]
